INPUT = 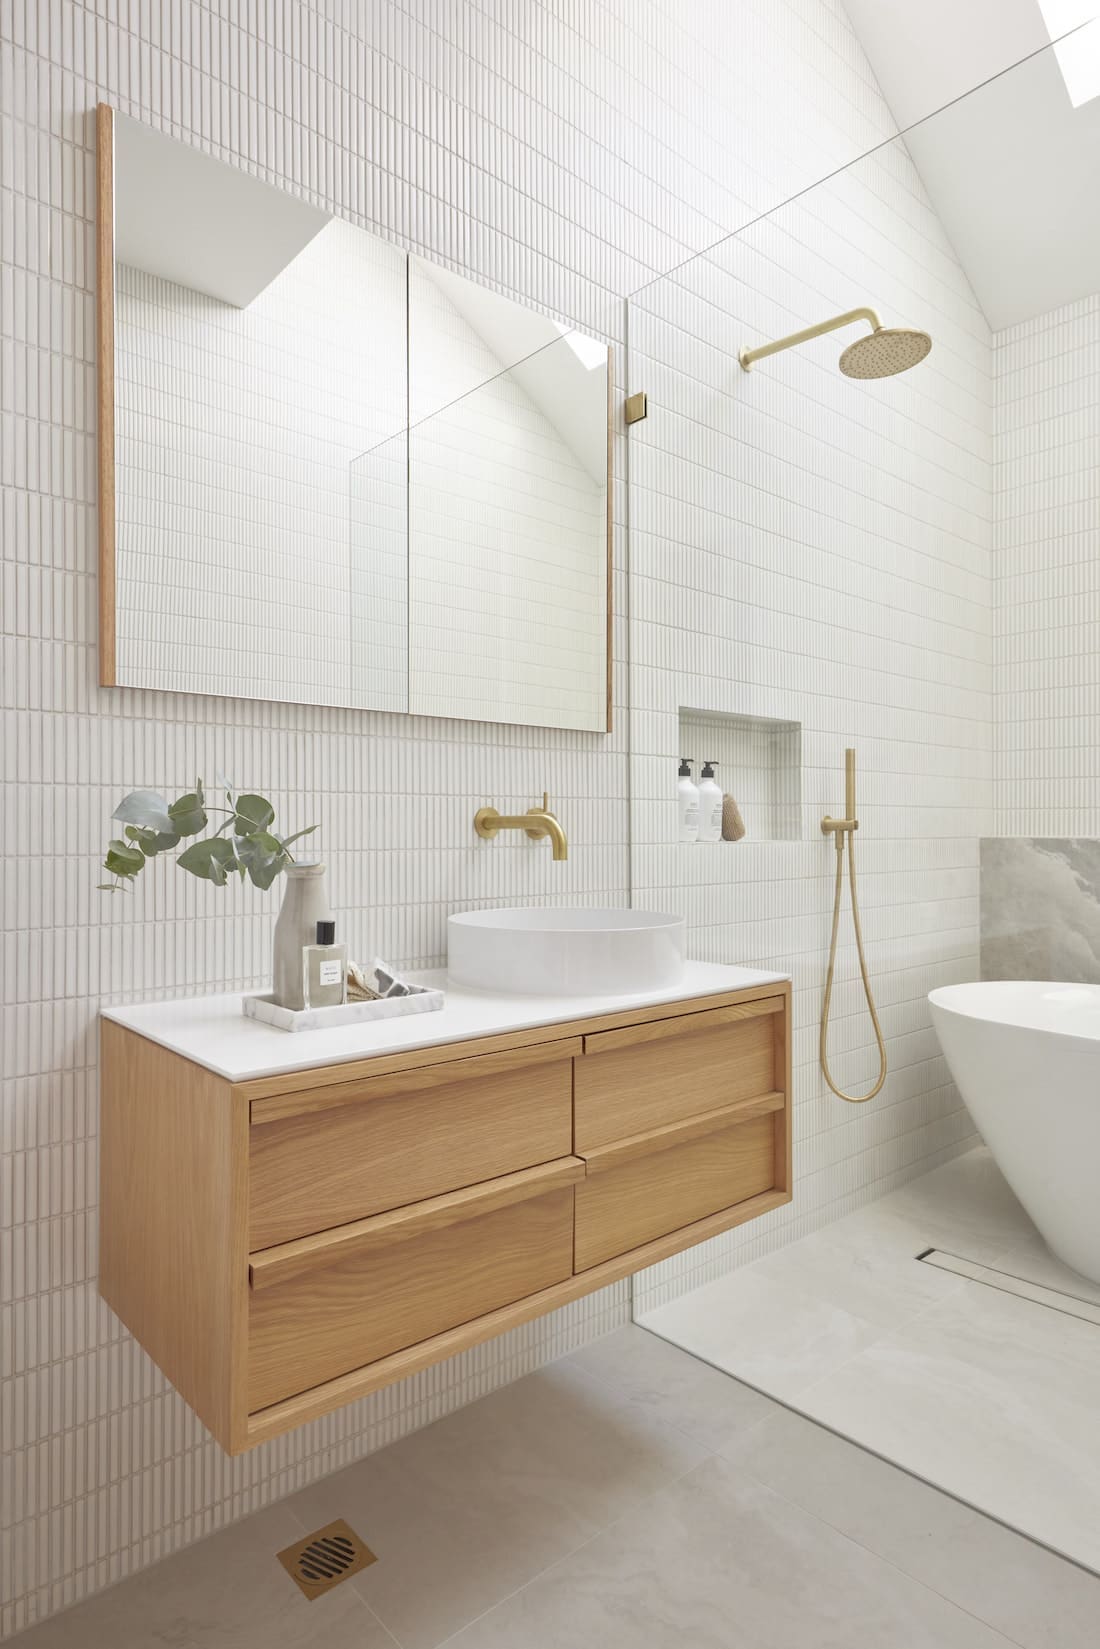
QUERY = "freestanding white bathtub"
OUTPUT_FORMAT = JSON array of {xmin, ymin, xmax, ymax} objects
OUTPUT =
[{"xmin": 929, "ymin": 981, "xmax": 1100, "ymax": 1283}]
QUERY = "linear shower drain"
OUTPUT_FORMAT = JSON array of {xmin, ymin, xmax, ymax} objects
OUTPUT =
[{"xmin": 276, "ymin": 1518, "xmax": 377, "ymax": 1601}]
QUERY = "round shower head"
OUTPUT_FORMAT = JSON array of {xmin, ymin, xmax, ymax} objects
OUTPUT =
[{"xmin": 839, "ymin": 326, "xmax": 932, "ymax": 379}]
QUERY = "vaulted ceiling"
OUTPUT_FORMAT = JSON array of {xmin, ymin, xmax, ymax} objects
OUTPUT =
[{"xmin": 843, "ymin": 0, "xmax": 1100, "ymax": 329}]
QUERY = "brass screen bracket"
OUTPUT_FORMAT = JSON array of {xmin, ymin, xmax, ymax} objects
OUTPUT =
[{"xmin": 624, "ymin": 391, "xmax": 648, "ymax": 424}]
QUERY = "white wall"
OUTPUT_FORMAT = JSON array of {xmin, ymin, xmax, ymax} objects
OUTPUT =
[
  {"xmin": 994, "ymin": 292, "xmax": 1100, "ymax": 834},
  {"xmin": 629, "ymin": 136, "xmax": 993, "ymax": 1311},
  {"xmin": 1, "ymin": 0, "xmax": 991, "ymax": 1635}
]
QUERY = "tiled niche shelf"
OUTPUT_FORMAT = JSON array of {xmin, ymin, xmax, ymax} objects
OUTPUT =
[{"xmin": 679, "ymin": 708, "xmax": 802, "ymax": 843}]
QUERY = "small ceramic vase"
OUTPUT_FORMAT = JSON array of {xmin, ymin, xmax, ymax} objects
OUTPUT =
[{"xmin": 272, "ymin": 862, "xmax": 332, "ymax": 1010}]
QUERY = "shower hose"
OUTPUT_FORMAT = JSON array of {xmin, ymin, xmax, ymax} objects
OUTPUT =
[{"xmin": 820, "ymin": 826, "xmax": 888, "ymax": 1104}]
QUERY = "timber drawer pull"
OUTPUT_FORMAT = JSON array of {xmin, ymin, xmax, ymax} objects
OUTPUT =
[
  {"xmin": 580, "ymin": 1091, "xmax": 784, "ymax": 1175},
  {"xmin": 582, "ymin": 996, "xmax": 782, "ymax": 1057},
  {"xmin": 249, "ymin": 1037, "xmax": 584, "ymax": 1125},
  {"xmin": 249, "ymin": 1155, "xmax": 585, "ymax": 1290}
]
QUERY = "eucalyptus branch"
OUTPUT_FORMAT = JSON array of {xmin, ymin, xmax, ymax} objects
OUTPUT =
[{"xmin": 99, "ymin": 776, "xmax": 317, "ymax": 893}]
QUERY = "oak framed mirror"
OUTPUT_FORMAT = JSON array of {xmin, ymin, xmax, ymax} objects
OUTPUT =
[{"xmin": 96, "ymin": 105, "xmax": 613, "ymax": 732}]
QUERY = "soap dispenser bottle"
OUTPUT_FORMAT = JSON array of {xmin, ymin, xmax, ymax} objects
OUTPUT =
[
  {"xmin": 698, "ymin": 760, "xmax": 722, "ymax": 842},
  {"xmin": 678, "ymin": 758, "xmax": 700, "ymax": 843}
]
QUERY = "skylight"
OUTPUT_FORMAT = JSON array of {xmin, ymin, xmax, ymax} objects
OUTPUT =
[{"xmin": 1038, "ymin": 1, "xmax": 1100, "ymax": 107}]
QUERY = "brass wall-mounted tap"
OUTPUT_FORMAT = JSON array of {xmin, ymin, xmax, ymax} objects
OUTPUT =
[{"xmin": 474, "ymin": 793, "xmax": 568, "ymax": 861}]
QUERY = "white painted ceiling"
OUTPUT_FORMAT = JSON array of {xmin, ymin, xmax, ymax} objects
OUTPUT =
[
  {"xmin": 114, "ymin": 114, "xmax": 329, "ymax": 307},
  {"xmin": 842, "ymin": 0, "xmax": 1100, "ymax": 328}
]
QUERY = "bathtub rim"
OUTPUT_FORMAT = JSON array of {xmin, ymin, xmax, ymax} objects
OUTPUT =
[{"xmin": 929, "ymin": 979, "xmax": 1100, "ymax": 1046}]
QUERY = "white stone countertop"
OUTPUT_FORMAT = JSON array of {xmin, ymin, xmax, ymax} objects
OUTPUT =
[{"xmin": 101, "ymin": 962, "xmax": 789, "ymax": 1083}]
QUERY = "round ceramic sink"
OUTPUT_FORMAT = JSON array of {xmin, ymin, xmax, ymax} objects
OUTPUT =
[{"xmin": 447, "ymin": 907, "xmax": 686, "ymax": 997}]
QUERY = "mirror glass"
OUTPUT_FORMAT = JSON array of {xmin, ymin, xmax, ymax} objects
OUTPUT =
[
  {"xmin": 107, "ymin": 113, "xmax": 610, "ymax": 730},
  {"xmin": 405, "ymin": 261, "xmax": 609, "ymax": 729}
]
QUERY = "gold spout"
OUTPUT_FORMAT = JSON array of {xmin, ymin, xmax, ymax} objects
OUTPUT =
[{"xmin": 474, "ymin": 792, "xmax": 568, "ymax": 861}]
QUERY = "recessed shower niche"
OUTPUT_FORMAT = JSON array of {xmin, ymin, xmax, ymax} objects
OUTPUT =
[{"xmin": 678, "ymin": 709, "xmax": 802, "ymax": 842}]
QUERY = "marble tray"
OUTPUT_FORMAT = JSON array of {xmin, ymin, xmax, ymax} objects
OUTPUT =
[{"xmin": 242, "ymin": 985, "xmax": 445, "ymax": 1033}]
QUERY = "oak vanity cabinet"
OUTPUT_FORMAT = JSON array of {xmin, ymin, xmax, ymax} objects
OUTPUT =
[{"xmin": 99, "ymin": 982, "xmax": 791, "ymax": 1453}]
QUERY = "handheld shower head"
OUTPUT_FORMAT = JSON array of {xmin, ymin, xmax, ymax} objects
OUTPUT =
[{"xmin": 739, "ymin": 306, "xmax": 932, "ymax": 378}]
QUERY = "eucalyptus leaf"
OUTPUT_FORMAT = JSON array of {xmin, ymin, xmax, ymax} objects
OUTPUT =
[
  {"xmin": 277, "ymin": 824, "xmax": 319, "ymax": 851},
  {"xmin": 104, "ymin": 838, "xmax": 145, "ymax": 878},
  {"xmin": 112, "ymin": 789, "xmax": 174, "ymax": 834},
  {"xmin": 177, "ymin": 836, "xmax": 238, "ymax": 886},
  {"xmin": 125, "ymin": 824, "xmax": 180, "ymax": 856},
  {"xmin": 232, "ymin": 793, "xmax": 275, "ymax": 835},
  {"xmin": 168, "ymin": 791, "xmax": 208, "ymax": 837},
  {"xmin": 236, "ymin": 829, "xmax": 287, "ymax": 890},
  {"xmin": 101, "ymin": 775, "xmax": 317, "ymax": 896}
]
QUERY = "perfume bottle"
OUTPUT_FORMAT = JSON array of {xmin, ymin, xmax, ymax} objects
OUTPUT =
[{"xmin": 302, "ymin": 920, "xmax": 348, "ymax": 1009}]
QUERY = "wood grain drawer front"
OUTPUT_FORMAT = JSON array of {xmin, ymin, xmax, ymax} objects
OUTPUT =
[
  {"xmin": 249, "ymin": 1043, "xmax": 574, "ymax": 1249},
  {"xmin": 575, "ymin": 997, "xmax": 783, "ymax": 1153},
  {"xmin": 574, "ymin": 1113, "xmax": 776, "ymax": 1271},
  {"xmin": 248, "ymin": 1161, "xmax": 579, "ymax": 1412}
]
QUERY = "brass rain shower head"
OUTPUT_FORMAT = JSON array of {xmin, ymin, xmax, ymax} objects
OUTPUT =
[{"xmin": 739, "ymin": 306, "xmax": 932, "ymax": 379}]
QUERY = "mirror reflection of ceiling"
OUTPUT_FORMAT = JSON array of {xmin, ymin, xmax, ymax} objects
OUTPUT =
[
  {"xmin": 113, "ymin": 116, "xmax": 330, "ymax": 306},
  {"xmin": 842, "ymin": 0, "xmax": 1100, "ymax": 328},
  {"xmin": 410, "ymin": 262, "xmax": 607, "ymax": 483}
]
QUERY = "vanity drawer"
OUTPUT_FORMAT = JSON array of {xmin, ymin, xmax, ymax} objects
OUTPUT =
[
  {"xmin": 574, "ymin": 998, "xmax": 782, "ymax": 1153},
  {"xmin": 574, "ymin": 1108, "xmax": 777, "ymax": 1271},
  {"xmin": 248, "ymin": 1158, "xmax": 582, "ymax": 1412},
  {"xmin": 248, "ymin": 1041, "xmax": 576, "ymax": 1248}
]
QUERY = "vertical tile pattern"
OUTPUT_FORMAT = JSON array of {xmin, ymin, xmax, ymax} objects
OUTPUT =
[
  {"xmin": 1, "ymin": 0, "xmax": 987, "ymax": 1635},
  {"xmin": 628, "ymin": 134, "xmax": 993, "ymax": 1312},
  {"xmin": 994, "ymin": 293, "xmax": 1100, "ymax": 836}
]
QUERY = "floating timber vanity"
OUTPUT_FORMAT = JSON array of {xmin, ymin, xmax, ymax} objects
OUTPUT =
[{"xmin": 100, "ymin": 963, "xmax": 791, "ymax": 1453}]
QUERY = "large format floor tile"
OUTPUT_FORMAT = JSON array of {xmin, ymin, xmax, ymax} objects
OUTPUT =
[
  {"xmin": 639, "ymin": 1146, "xmax": 1100, "ymax": 1576},
  {"xmin": 13, "ymin": 1327, "xmax": 1100, "ymax": 1649},
  {"xmin": 874, "ymin": 1148, "xmax": 1037, "ymax": 1266},
  {"xmin": 565, "ymin": 1322, "xmax": 781, "ymax": 1451},
  {"xmin": 12, "ymin": 1504, "xmax": 395, "ymax": 1649},
  {"xmin": 443, "ymin": 1455, "xmax": 1017, "ymax": 1649},
  {"xmin": 637, "ymin": 1266, "xmax": 885, "ymax": 1400},
  {"xmin": 283, "ymin": 1360, "xmax": 707, "ymax": 1649},
  {"xmin": 726, "ymin": 1404, "xmax": 1100, "ymax": 1649},
  {"xmin": 797, "ymin": 1278, "xmax": 1100, "ymax": 1572}
]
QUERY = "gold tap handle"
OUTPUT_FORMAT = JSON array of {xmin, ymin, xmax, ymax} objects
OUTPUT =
[
  {"xmin": 845, "ymin": 749, "xmax": 855, "ymax": 823},
  {"xmin": 542, "ymin": 791, "xmax": 549, "ymax": 811}
]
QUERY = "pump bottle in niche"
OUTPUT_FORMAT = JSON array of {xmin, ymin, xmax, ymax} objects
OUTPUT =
[
  {"xmin": 678, "ymin": 758, "xmax": 700, "ymax": 843},
  {"xmin": 698, "ymin": 760, "xmax": 722, "ymax": 842}
]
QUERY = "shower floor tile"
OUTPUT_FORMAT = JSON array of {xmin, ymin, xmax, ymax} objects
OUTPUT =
[{"xmin": 636, "ymin": 1146, "xmax": 1100, "ymax": 1575}]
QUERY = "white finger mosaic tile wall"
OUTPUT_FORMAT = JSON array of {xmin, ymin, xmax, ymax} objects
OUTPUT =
[
  {"xmin": 994, "ymin": 293, "xmax": 1100, "ymax": 836},
  {"xmin": 2, "ymin": 0, "xmax": 994, "ymax": 1635},
  {"xmin": 628, "ymin": 135, "xmax": 993, "ymax": 1313}
]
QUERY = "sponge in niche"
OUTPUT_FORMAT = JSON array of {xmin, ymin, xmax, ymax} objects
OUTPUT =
[{"xmin": 721, "ymin": 794, "xmax": 746, "ymax": 841}]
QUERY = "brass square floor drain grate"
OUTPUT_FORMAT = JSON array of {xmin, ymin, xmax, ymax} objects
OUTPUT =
[{"xmin": 277, "ymin": 1518, "xmax": 377, "ymax": 1601}]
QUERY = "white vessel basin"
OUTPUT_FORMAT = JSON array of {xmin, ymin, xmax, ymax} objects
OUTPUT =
[{"xmin": 447, "ymin": 907, "xmax": 686, "ymax": 997}]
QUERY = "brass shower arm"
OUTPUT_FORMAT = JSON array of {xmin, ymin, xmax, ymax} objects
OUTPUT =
[{"xmin": 739, "ymin": 307, "xmax": 883, "ymax": 371}]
